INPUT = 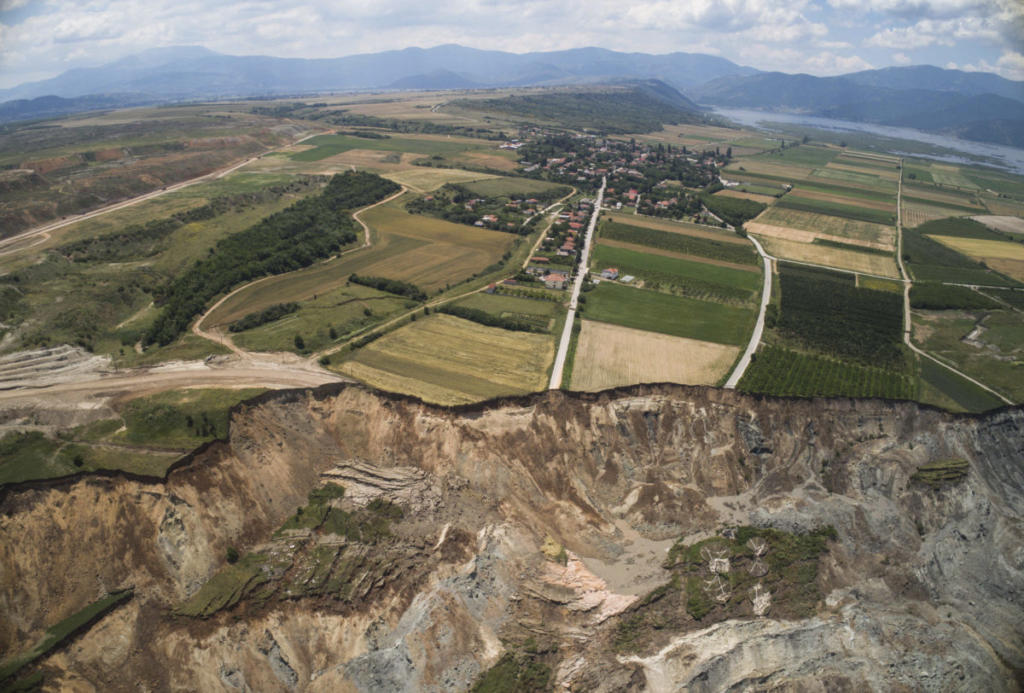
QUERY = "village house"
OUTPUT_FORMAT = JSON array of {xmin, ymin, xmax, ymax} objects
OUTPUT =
[
  {"xmin": 600, "ymin": 267, "xmax": 619, "ymax": 280},
  {"xmin": 543, "ymin": 272, "xmax": 568, "ymax": 290}
]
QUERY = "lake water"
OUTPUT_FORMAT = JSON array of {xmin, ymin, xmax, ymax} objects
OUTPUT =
[{"xmin": 713, "ymin": 107, "xmax": 1024, "ymax": 174}]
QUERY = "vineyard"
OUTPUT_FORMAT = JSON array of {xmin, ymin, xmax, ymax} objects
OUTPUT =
[
  {"xmin": 776, "ymin": 265, "xmax": 905, "ymax": 368},
  {"xmin": 738, "ymin": 346, "xmax": 915, "ymax": 400},
  {"xmin": 600, "ymin": 221, "xmax": 758, "ymax": 266}
]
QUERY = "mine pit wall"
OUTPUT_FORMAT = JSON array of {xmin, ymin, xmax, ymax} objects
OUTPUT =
[{"xmin": 0, "ymin": 383, "xmax": 1022, "ymax": 689}]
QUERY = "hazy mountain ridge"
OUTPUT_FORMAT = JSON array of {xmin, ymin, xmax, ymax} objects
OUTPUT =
[
  {"xmin": 2, "ymin": 44, "xmax": 1021, "ymax": 149},
  {"xmin": 0, "ymin": 44, "xmax": 756, "ymax": 104},
  {"xmin": 692, "ymin": 70, "xmax": 1024, "ymax": 147}
]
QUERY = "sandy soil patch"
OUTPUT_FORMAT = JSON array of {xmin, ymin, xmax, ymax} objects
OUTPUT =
[
  {"xmin": 971, "ymin": 216, "xmax": 1024, "ymax": 236},
  {"xmin": 570, "ymin": 320, "xmax": 739, "ymax": 391}
]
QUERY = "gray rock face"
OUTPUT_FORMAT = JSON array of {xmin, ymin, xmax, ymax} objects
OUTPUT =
[{"xmin": 1, "ymin": 384, "xmax": 1021, "ymax": 691}]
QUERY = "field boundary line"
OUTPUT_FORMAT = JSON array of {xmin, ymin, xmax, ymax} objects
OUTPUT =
[
  {"xmin": 894, "ymin": 160, "xmax": 1012, "ymax": 406},
  {"xmin": 723, "ymin": 235, "xmax": 771, "ymax": 389}
]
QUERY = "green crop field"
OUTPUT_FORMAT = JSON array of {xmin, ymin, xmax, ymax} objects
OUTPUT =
[
  {"xmin": 600, "ymin": 220, "xmax": 758, "ymax": 266},
  {"xmin": 918, "ymin": 357, "xmax": 1006, "ymax": 412},
  {"xmin": 738, "ymin": 345, "xmax": 915, "ymax": 400},
  {"xmin": 232, "ymin": 285, "xmax": 413, "ymax": 353},
  {"xmin": 791, "ymin": 180, "xmax": 896, "ymax": 205},
  {"xmin": 913, "ymin": 310, "xmax": 1024, "ymax": 403},
  {"xmin": 810, "ymin": 167, "xmax": 895, "ymax": 189},
  {"xmin": 775, "ymin": 195, "xmax": 896, "ymax": 226},
  {"xmin": 461, "ymin": 176, "xmax": 568, "ymax": 197},
  {"xmin": 592, "ymin": 243, "xmax": 760, "ymax": 304},
  {"xmin": 583, "ymin": 282, "xmax": 754, "ymax": 345},
  {"xmin": 291, "ymin": 134, "xmax": 485, "ymax": 161},
  {"xmin": 452, "ymin": 292, "xmax": 561, "ymax": 331},
  {"xmin": 339, "ymin": 313, "xmax": 554, "ymax": 404},
  {"xmin": 750, "ymin": 145, "xmax": 838, "ymax": 167}
]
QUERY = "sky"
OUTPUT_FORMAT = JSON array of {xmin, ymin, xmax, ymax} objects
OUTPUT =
[{"xmin": 0, "ymin": 0, "xmax": 1021, "ymax": 90}]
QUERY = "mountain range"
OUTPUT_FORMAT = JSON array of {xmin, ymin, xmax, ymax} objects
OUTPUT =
[{"xmin": 1, "ymin": 44, "xmax": 1022, "ymax": 147}]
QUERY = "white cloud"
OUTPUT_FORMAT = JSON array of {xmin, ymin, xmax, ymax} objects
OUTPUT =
[
  {"xmin": 891, "ymin": 51, "xmax": 912, "ymax": 64},
  {"xmin": 959, "ymin": 50, "xmax": 1024, "ymax": 80}
]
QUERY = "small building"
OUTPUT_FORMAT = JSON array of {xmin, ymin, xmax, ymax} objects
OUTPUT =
[
  {"xmin": 484, "ymin": 283, "xmax": 497, "ymax": 294},
  {"xmin": 531, "ymin": 256, "xmax": 550, "ymax": 264},
  {"xmin": 543, "ymin": 273, "xmax": 569, "ymax": 290},
  {"xmin": 620, "ymin": 274, "xmax": 636, "ymax": 284},
  {"xmin": 600, "ymin": 267, "xmax": 619, "ymax": 280}
]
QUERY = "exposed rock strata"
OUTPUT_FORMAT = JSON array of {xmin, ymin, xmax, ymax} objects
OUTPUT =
[{"xmin": 0, "ymin": 383, "xmax": 1021, "ymax": 690}]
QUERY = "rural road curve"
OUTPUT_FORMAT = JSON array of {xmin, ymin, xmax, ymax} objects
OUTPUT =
[
  {"xmin": 549, "ymin": 177, "xmax": 605, "ymax": 389},
  {"xmin": 724, "ymin": 234, "xmax": 772, "ymax": 389},
  {"xmin": 192, "ymin": 185, "xmax": 409, "ymax": 356},
  {"xmin": 893, "ymin": 160, "xmax": 1012, "ymax": 405}
]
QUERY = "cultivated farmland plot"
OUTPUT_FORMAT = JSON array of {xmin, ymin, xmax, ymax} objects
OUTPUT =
[
  {"xmin": 569, "ymin": 320, "xmax": 739, "ymax": 391},
  {"xmin": 339, "ymin": 314, "xmax": 554, "ymax": 404},
  {"xmin": 751, "ymin": 206, "xmax": 895, "ymax": 248}
]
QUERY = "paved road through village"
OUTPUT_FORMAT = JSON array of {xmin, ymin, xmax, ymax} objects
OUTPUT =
[{"xmin": 549, "ymin": 177, "xmax": 606, "ymax": 389}]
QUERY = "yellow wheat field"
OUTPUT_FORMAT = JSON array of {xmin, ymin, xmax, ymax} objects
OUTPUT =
[{"xmin": 569, "ymin": 320, "xmax": 739, "ymax": 391}]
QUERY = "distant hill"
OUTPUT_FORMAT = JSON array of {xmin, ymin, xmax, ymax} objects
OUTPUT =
[
  {"xmin": 387, "ymin": 69, "xmax": 479, "ymax": 90},
  {"xmin": 0, "ymin": 44, "xmax": 756, "ymax": 105},
  {"xmin": 452, "ymin": 80, "xmax": 704, "ymax": 133},
  {"xmin": 691, "ymin": 68, "xmax": 1024, "ymax": 148},
  {"xmin": 0, "ymin": 93, "xmax": 155, "ymax": 124}
]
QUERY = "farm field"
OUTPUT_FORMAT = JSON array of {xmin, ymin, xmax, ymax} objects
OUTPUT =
[
  {"xmin": 232, "ymin": 286, "xmax": 413, "ymax": 354},
  {"xmin": 725, "ymin": 160, "xmax": 815, "ymax": 180},
  {"xmin": 902, "ymin": 222, "xmax": 1021, "ymax": 287},
  {"xmin": 603, "ymin": 212, "xmax": 750, "ymax": 244},
  {"xmin": 901, "ymin": 184, "xmax": 984, "ymax": 210},
  {"xmin": 751, "ymin": 206, "xmax": 895, "ymax": 247},
  {"xmin": 715, "ymin": 189, "xmax": 777, "ymax": 205},
  {"xmin": 584, "ymin": 282, "xmax": 754, "ymax": 345},
  {"xmin": 203, "ymin": 198, "xmax": 515, "ymax": 326},
  {"xmin": 592, "ymin": 243, "xmax": 760, "ymax": 304},
  {"xmin": 569, "ymin": 320, "xmax": 739, "ymax": 391},
  {"xmin": 338, "ymin": 313, "xmax": 554, "ymax": 404},
  {"xmin": 774, "ymin": 265, "xmax": 905, "ymax": 368},
  {"xmin": 913, "ymin": 310, "xmax": 1024, "ymax": 402},
  {"xmin": 461, "ymin": 176, "xmax": 569, "ymax": 197},
  {"xmin": 809, "ymin": 167, "xmax": 895, "ymax": 190},
  {"xmin": 824, "ymin": 161, "xmax": 900, "ymax": 181},
  {"xmin": 737, "ymin": 345, "xmax": 915, "ymax": 400},
  {"xmin": 929, "ymin": 165, "xmax": 978, "ymax": 189},
  {"xmin": 927, "ymin": 235, "xmax": 1024, "ymax": 261},
  {"xmin": 756, "ymin": 237, "xmax": 900, "ymax": 277},
  {"xmin": 600, "ymin": 220, "xmax": 759, "ymax": 266},
  {"xmin": 774, "ymin": 195, "xmax": 895, "ymax": 226},
  {"xmin": 785, "ymin": 188, "xmax": 894, "ymax": 214},
  {"xmin": 290, "ymin": 133, "xmax": 489, "ymax": 162},
  {"xmin": 971, "ymin": 216, "xmax": 1024, "ymax": 236},
  {"xmin": 918, "ymin": 355, "xmax": 1006, "ymax": 412},
  {"xmin": 901, "ymin": 202, "xmax": 973, "ymax": 228},
  {"xmin": 383, "ymin": 167, "xmax": 497, "ymax": 192},
  {"xmin": 451, "ymin": 292, "xmax": 562, "ymax": 332}
]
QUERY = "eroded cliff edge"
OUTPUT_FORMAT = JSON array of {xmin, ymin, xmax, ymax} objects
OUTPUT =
[{"xmin": 1, "ymin": 383, "xmax": 1021, "ymax": 691}]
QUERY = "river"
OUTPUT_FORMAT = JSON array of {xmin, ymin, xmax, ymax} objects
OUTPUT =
[{"xmin": 713, "ymin": 107, "xmax": 1024, "ymax": 174}]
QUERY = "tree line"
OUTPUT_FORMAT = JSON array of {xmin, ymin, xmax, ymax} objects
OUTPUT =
[{"xmin": 145, "ymin": 172, "xmax": 399, "ymax": 346}]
